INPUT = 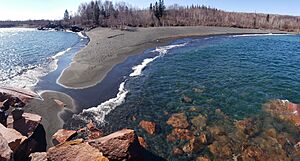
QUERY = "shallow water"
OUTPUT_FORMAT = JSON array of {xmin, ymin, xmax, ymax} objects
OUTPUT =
[
  {"xmin": 64, "ymin": 34, "xmax": 300, "ymax": 160},
  {"xmin": 0, "ymin": 28, "xmax": 81, "ymax": 88}
]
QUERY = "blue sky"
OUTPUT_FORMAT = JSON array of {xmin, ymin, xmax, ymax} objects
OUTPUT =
[{"xmin": 0, "ymin": 0, "xmax": 300, "ymax": 20}]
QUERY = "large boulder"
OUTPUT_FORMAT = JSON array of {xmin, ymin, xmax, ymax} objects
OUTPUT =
[
  {"xmin": 0, "ymin": 133, "xmax": 13, "ymax": 161},
  {"xmin": 13, "ymin": 124, "xmax": 47, "ymax": 161},
  {"xmin": 7, "ymin": 113, "xmax": 42, "ymax": 136},
  {"xmin": 47, "ymin": 139, "xmax": 108, "ymax": 161},
  {"xmin": 0, "ymin": 123, "xmax": 27, "ymax": 151},
  {"xmin": 88, "ymin": 129, "xmax": 145, "ymax": 161},
  {"xmin": 52, "ymin": 129, "xmax": 77, "ymax": 145},
  {"xmin": 167, "ymin": 113, "xmax": 189, "ymax": 129}
]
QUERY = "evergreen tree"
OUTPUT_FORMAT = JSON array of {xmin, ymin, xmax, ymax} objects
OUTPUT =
[
  {"xmin": 64, "ymin": 9, "xmax": 69, "ymax": 20},
  {"xmin": 266, "ymin": 14, "xmax": 270, "ymax": 22},
  {"xmin": 94, "ymin": 1, "xmax": 100, "ymax": 25}
]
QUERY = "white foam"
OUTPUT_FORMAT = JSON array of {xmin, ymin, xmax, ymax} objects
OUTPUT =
[
  {"xmin": 77, "ymin": 32, "xmax": 88, "ymax": 38},
  {"xmin": 74, "ymin": 82, "xmax": 128, "ymax": 123},
  {"xmin": 231, "ymin": 33, "xmax": 292, "ymax": 37},
  {"xmin": 130, "ymin": 43, "xmax": 188, "ymax": 77},
  {"xmin": 129, "ymin": 57, "xmax": 158, "ymax": 77},
  {"xmin": 52, "ymin": 48, "xmax": 71, "ymax": 59},
  {"xmin": 0, "ymin": 66, "xmax": 48, "ymax": 90}
]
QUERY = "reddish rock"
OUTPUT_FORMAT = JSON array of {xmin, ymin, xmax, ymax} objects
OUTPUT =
[
  {"xmin": 166, "ymin": 134, "xmax": 177, "ymax": 142},
  {"xmin": 191, "ymin": 114, "xmax": 207, "ymax": 131},
  {"xmin": 266, "ymin": 128, "xmax": 277, "ymax": 138},
  {"xmin": 47, "ymin": 139, "xmax": 108, "ymax": 161},
  {"xmin": 168, "ymin": 128, "xmax": 194, "ymax": 141},
  {"xmin": 139, "ymin": 120, "xmax": 156, "ymax": 135},
  {"xmin": 0, "ymin": 123, "xmax": 27, "ymax": 151},
  {"xmin": 0, "ymin": 133, "xmax": 13, "ymax": 161},
  {"xmin": 208, "ymin": 126, "xmax": 226, "ymax": 138},
  {"xmin": 7, "ymin": 112, "xmax": 42, "ymax": 136},
  {"xmin": 235, "ymin": 117, "xmax": 262, "ymax": 137},
  {"xmin": 167, "ymin": 112, "xmax": 189, "ymax": 129},
  {"xmin": 208, "ymin": 140, "xmax": 233, "ymax": 158},
  {"xmin": 196, "ymin": 156, "xmax": 211, "ymax": 161},
  {"xmin": 199, "ymin": 133, "xmax": 207, "ymax": 144},
  {"xmin": 87, "ymin": 121, "xmax": 97, "ymax": 131},
  {"xmin": 295, "ymin": 142, "xmax": 300, "ymax": 149},
  {"xmin": 86, "ymin": 121, "xmax": 103, "ymax": 140},
  {"xmin": 29, "ymin": 152, "xmax": 47, "ymax": 161},
  {"xmin": 182, "ymin": 136, "xmax": 206, "ymax": 154},
  {"xmin": 241, "ymin": 146, "xmax": 264, "ymax": 160},
  {"xmin": 172, "ymin": 147, "xmax": 183, "ymax": 156},
  {"xmin": 89, "ymin": 130, "xmax": 103, "ymax": 140},
  {"xmin": 52, "ymin": 129, "xmax": 77, "ymax": 145},
  {"xmin": 88, "ymin": 129, "xmax": 145, "ymax": 160},
  {"xmin": 264, "ymin": 100, "xmax": 300, "ymax": 127},
  {"xmin": 53, "ymin": 99, "xmax": 66, "ymax": 108},
  {"xmin": 138, "ymin": 137, "xmax": 148, "ymax": 149}
]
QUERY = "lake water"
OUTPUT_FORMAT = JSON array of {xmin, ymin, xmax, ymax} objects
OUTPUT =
[
  {"xmin": 72, "ymin": 34, "xmax": 300, "ymax": 160},
  {"xmin": 0, "ymin": 28, "xmax": 81, "ymax": 88}
]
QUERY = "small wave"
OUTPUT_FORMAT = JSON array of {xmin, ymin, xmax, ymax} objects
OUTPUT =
[
  {"xmin": 0, "ymin": 66, "xmax": 48, "ymax": 89},
  {"xmin": 73, "ymin": 82, "xmax": 128, "ymax": 124},
  {"xmin": 52, "ymin": 48, "xmax": 71, "ymax": 59},
  {"xmin": 231, "ymin": 33, "xmax": 292, "ymax": 37},
  {"xmin": 130, "ymin": 43, "xmax": 188, "ymax": 77},
  {"xmin": 129, "ymin": 57, "xmax": 159, "ymax": 77},
  {"xmin": 77, "ymin": 32, "xmax": 88, "ymax": 38}
]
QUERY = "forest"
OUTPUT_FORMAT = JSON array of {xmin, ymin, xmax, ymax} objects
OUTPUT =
[
  {"xmin": 65, "ymin": 0, "xmax": 300, "ymax": 32},
  {"xmin": 1, "ymin": 0, "xmax": 299, "ymax": 32}
]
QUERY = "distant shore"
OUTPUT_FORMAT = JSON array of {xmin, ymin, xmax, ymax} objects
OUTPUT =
[{"xmin": 58, "ymin": 26, "xmax": 285, "ymax": 89}]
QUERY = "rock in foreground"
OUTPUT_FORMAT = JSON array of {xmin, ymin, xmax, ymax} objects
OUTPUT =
[
  {"xmin": 47, "ymin": 139, "xmax": 108, "ymax": 161},
  {"xmin": 88, "ymin": 129, "xmax": 145, "ymax": 161}
]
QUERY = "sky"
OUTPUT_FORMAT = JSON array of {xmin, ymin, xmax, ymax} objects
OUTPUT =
[{"xmin": 0, "ymin": 0, "xmax": 300, "ymax": 21}]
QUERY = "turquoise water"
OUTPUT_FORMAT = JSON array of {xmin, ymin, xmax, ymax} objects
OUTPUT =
[
  {"xmin": 83, "ymin": 34, "xmax": 300, "ymax": 160},
  {"xmin": 0, "ymin": 28, "xmax": 81, "ymax": 88},
  {"xmin": 124, "ymin": 34, "xmax": 300, "ymax": 120}
]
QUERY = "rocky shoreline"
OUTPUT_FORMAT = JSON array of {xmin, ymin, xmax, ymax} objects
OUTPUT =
[
  {"xmin": 0, "ymin": 91, "xmax": 164, "ymax": 161},
  {"xmin": 2, "ymin": 89, "xmax": 300, "ymax": 160}
]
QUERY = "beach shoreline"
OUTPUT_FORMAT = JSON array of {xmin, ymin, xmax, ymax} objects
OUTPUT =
[
  {"xmin": 18, "ymin": 26, "xmax": 287, "ymax": 149},
  {"xmin": 58, "ymin": 26, "xmax": 286, "ymax": 89}
]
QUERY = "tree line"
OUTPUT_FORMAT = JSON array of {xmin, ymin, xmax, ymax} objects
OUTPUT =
[{"xmin": 64, "ymin": 0, "xmax": 300, "ymax": 32}]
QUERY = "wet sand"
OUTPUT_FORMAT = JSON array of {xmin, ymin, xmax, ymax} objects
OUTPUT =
[
  {"xmin": 58, "ymin": 26, "xmax": 283, "ymax": 89},
  {"xmin": 24, "ymin": 91, "xmax": 76, "ymax": 148}
]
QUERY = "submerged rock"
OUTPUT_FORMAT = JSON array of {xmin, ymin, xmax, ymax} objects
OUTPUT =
[
  {"xmin": 47, "ymin": 139, "xmax": 108, "ymax": 161},
  {"xmin": 139, "ymin": 120, "xmax": 156, "ymax": 135},
  {"xmin": 52, "ymin": 129, "xmax": 77, "ymax": 145},
  {"xmin": 167, "ymin": 128, "xmax": 194, "ymax": 141},
  {"xmin": 191, "ymin": 114, "xmax": 207, "ymax": 131},
  {"xmin": 196, "ymin": 156, "xmax": 210, "ymax": 161},
  {"xmin": 264, "ymin": 100, "xmax": 300, "ymax": 126},
  {"xmin": 138, "ymin": 137, "xmax": 148, "ymax": 149},
  {"xmin": 167, "ymin": 112, "xmax": 189, "ymax": 129},
  {"xmin": 172, "ymin": 147, "xmax": 183, "ymax": 156},
  {"xmin": 181, "ymin": 95, "xmax": 193, "ymax": 103}
]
